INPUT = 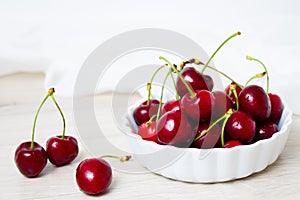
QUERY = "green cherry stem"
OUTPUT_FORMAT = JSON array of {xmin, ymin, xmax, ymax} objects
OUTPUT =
[
  {"xmin": 145, "ymin": 114, "xmax": 157, "ymax": 127},
  {"xmin": 147, "ymin": 65, "xmax": 166, "ymax": 105},
  {"xmin": 159, "ymin": 56, "xmax": 196, "ymax": 98},
  {"xmin": 193, "ymin": 113, "xmax": 227, "ymax": 142},
  {"xmin": 221, "ymin": 109, "xmax": 234, "ymax": 147},
  {"xmin": 169, "ymin": 72, "xmax": 180, "ymax": 100},
  {"xmin": 156, "ymin": 70, "xmax": 172, "ymax": 121},
  {"xmin": 230, "ymin": 84, "xmax": 239, "ymax": 110},
  {"xmin": 185, "ymin": 58, "xmax": 243, "ymax": 88},
  {"xmin": 50, "ymin": 94, "xmax": 66, "ymax": 140},
  {"xmin": 246, "ymin": 56, "xmax": 270, "ymax": 93},
  {"xmin": 100, "ymin": 155, "xmax": 132, "ymax": 162},
  {"xmin": 31, "ymin": 88, "xmax": 54, "ymax": 149},
  {"xmin": 245, "ymin": 72, "xmax": 266, "ymax": 86},
  {"xmin": 201, "ymin": 31, "xmax": 241, "ymax": 74}
]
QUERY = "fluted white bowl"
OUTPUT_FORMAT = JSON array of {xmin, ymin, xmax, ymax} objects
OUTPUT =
[{"xmin": 126, "ymin": 100, "xmax": 293, "ymax": 183}]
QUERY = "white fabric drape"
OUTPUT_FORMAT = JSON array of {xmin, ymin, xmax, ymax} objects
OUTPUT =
[{"xmin": 0, "ymin": 0, "xmax": 299, "ymax": 114}]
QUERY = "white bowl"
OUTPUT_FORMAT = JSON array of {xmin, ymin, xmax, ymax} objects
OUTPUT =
[{"xmin": 126, "ymin": 100, "xmax": 293, "ymax": 183}]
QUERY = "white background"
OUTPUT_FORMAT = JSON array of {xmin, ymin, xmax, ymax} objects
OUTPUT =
[{"xmin": 0, "ymin": 0, "xmax": 299, "ymax": 114}]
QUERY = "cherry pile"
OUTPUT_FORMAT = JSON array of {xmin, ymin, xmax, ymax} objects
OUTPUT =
[{"xmin": 133, "ymin": 32, "xmax": 284, "ymax": 149}]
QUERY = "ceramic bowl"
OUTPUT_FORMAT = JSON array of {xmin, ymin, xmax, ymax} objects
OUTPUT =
[{"xmin": 126, "ymin": 100, "xmax": 293, "ymax": 183}]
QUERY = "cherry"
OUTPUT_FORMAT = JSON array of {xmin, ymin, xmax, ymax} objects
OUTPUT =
[
  {"xmin": 138, "ymin": 121, "xmax": 159, "ymax": 143},
  {"xmin": 268, "ymin": 93, "xmax": 283, "ymax": 124},
  {"xmin": 133, "ymin": 99, "xmax": 159, "ymax": 126},
  {"xmin": 76, "ymin": 155, "xmax": 131, "ymax": 195},
  {"xmin": 181, "ymin": 90, "xmax": 215, "ymax": 123},
  {"xmin": 46, "ymin": 136, "xmax": 79, "ymax": 166},
  {"xmin": 256, "ymin": 122, "xmax": 278, "ymax": 140},
  {"xmin": 192, "ymin": 123, "xmax": 221, "ymax": 149},
  {"xmin": 14, "ymin": 88, "xmax": 53, "ymax": 177},
  {"xmin": 15, "ymin": 142, "xmax": 47, "ymax": 178},
  {"xmin": 225, "ymin": 110, "xmax": 256, "ymax": 143},
  {"xmin": 160, "ymin": 99, "xmax": 181, "ymax": 116},
  {"xmin": 176, "ymin": 67, "xmax": 210, "ymax": 97},
  {"xmin": 212, "ymin": 91, "xmax": 233, "ymax": 119},
  {"xmin": 225, "ymin": 83, "xmax": 242, "ymax": 109},
  {"xmin": 156, "ymin": 110, "xmax": 195, "ymax": 147},
  {"xmin": 203, "ymin": 74, "xmax": 214, "ymax": 91},
  {"xmin": 224, "ymin": 140, "xmax": 243, "ymax": 148},
  {"xmin": 239, "ymin": 85, "xmax": 271, "ymax": 122},
  {"xmin": 76, "ymin": 158, "xmax": 112, "ymax": 195},
  {"xmin": 46, "ymin": 90, "xmax": 78, "ymax": 166}
]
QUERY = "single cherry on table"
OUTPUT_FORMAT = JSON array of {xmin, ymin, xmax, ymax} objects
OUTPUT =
[{"xmin": 76, "ymin": 155, "xmax": 131, "ymax": 195}]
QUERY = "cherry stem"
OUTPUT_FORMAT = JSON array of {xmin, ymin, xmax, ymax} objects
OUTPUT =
[
  {"xmin": 221, "ymin": 109, "xmax": 234, "ymax": 147},
  {"xmin": 230, "ymin": 84, "xmax": 239, "ymax": 110},
  {"xmin": 159, "ymin": 56, "xmax": 196, "ymax": 98},
  {"xmin": 50, "ymin": 95, "xmax": 66, "ymax": 140},
  {"xmin": 145, "ymin": 114, "xmax": 157, "ymax": 127},
  {"xmin": 147, "ymin": 65, "xmax": 166, "ymax": 105},
  {"xmin": 186, "ymin": 58, "xmax": 243, "ymax": 88},
  {"xmin": 246, "ymin": 56, "xmax": 269, "ymax": 93},
  {"xmin": 100, "ymin": 155, "xmax": 132, "ymax": 162},
  {"xmin": 156, "ymin": 70, "xmax": 172, "ymax": 121},
  {"xmin": 169, "ymin": 72, "xmax": 180, "ymax": 100},
  {"xmin": 245, "ymin": 72, "xmax": 266, "ymax": 86},
  {"xmin": 193, "ymin": 114, "xmax": 227, "ymax": 142},
  {"xmin": 30, "ymin": 88, "xmax": 54, "ymax": 149},
  {"xmin": 201, "ymin": 31, "xmax": 241, "ymax": 74}
]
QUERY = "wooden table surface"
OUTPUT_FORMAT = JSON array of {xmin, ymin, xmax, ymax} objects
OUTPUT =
[{"xmin": 1, "ymin": 73, "xmax": 299, "ymax": 200}]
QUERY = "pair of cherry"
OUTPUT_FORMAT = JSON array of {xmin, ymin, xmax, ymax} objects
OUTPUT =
[{"xmin": 14, "ymin": 88, "xmax": 78, "ymax": 178}]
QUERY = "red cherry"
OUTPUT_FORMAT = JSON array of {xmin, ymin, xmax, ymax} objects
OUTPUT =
[
  {"xmin": 239, "ymin": 85, "xmax": 271, "ymax": 122},
  {"xmin": 76, "ymin": 158, "xmax": 112, "ymax": 195},
  {"xmin": 224, "ymin": 140, "xmax": 243, "ymax": 148},
  {"xmin": 15, "ymin": 142, "xmax": 47, "ymax": 178},
  {"xmin": 46, "ymin": 136, "xmax": 79, "ymax": 166},
  {"xmin": 225, "ymin": 110, "xmax": 256, "ymax": 143},
  {"xmin": 176, "ymin": 67, "xmax": 211, "ymax": 97},
  {"xmin": 203, "ymin": 74, "xmax": 214, "ymax": 91},
  {"xmin": 181, "ymin": 90, "xmax": 215, "ymax": 123},
  {"xmin": 133, "ymin": 99, "xmax": 159, "ymax": 126},
  {"xmin": 192, "ymin": 123, "xmax": 221, "ymax": 149},
  {"xmin": 212, "ymin": 91, "xmax": 233, "ymax": 119},
  {"xmin": 224, "ymin": 83, "xmax": 242, "ymax": 109},
  {"xmin": 267, "ymin": 93, "xmax": 283, "ymax": 124},
  {"xmin": 160, "ymin": 99, "xmax": 181, "ymax": 116},
  {"xmin": 138, "ymin": 121, "xmax": 160, "ymax": 143},
  {"xmin": 156, "ymin": 110, "xmax": 195, "ymax": 147},
  {"xmin": 256, "ymin": 122, "xmax": 278, "ymax": 140}
]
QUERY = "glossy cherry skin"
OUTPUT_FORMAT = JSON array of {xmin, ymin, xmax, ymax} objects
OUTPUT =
[
  {"xmin": 181, "ymin": 90, "xmax": 215, "ymax": 123},
  {"xmin": 176, "ymin": 67, "xmax": 211, "ymax": 97},
  {"xmin": 256, "ymin": 122, "xmax": 278, "ymax": 140},
  {"xmin": 156, "ymin": 110, "xmax": 195, "ymax": 147},
  {"xmin": 224, "ymin": 83, "xmax": 242, "ymax": 109},
  {"xmin": 160, "ymin": 99, "xmax": 181, "ymax": 116},
  {"xmin": 225, "ymin": 110, "xmax": 256, "ymax": 143},
  {"xmin": 46, "ymin": 135, "xmax": 79, "ymax": 167},
  {"xmin": 239, "ymin": 85, "xmax": 271, "ymax": 122},
  {"xmin": 15, "ymin": 142, "xmax": 48, "ymax": 178},
  {"xmin": 268, "ymin": 93, "xmax": 283, "ymax": 124},
  {"xmin": 203, "ymin": 74, "xmax": 214, "ymax": 91},
  {"xmin": 133, "ymin": 99, "xmax": 159, "ymax": 126},
  {"xmin": 138, "ymin": 122, "xmax": 160, "ymax": 143},
  {"xmin": 192, "ymin": 123, "xmax": 221, "ymax": 149},
  {"xmin": 76, "ymin": 158, "xmax": 112, "ymax": 195},
  {"xmin": 224, "ymin": 140, "xmax": 243, "ymax": 148},
  {"xmin": 212, "ymin": 91, "xmax": 233, "ymax": 119}
]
